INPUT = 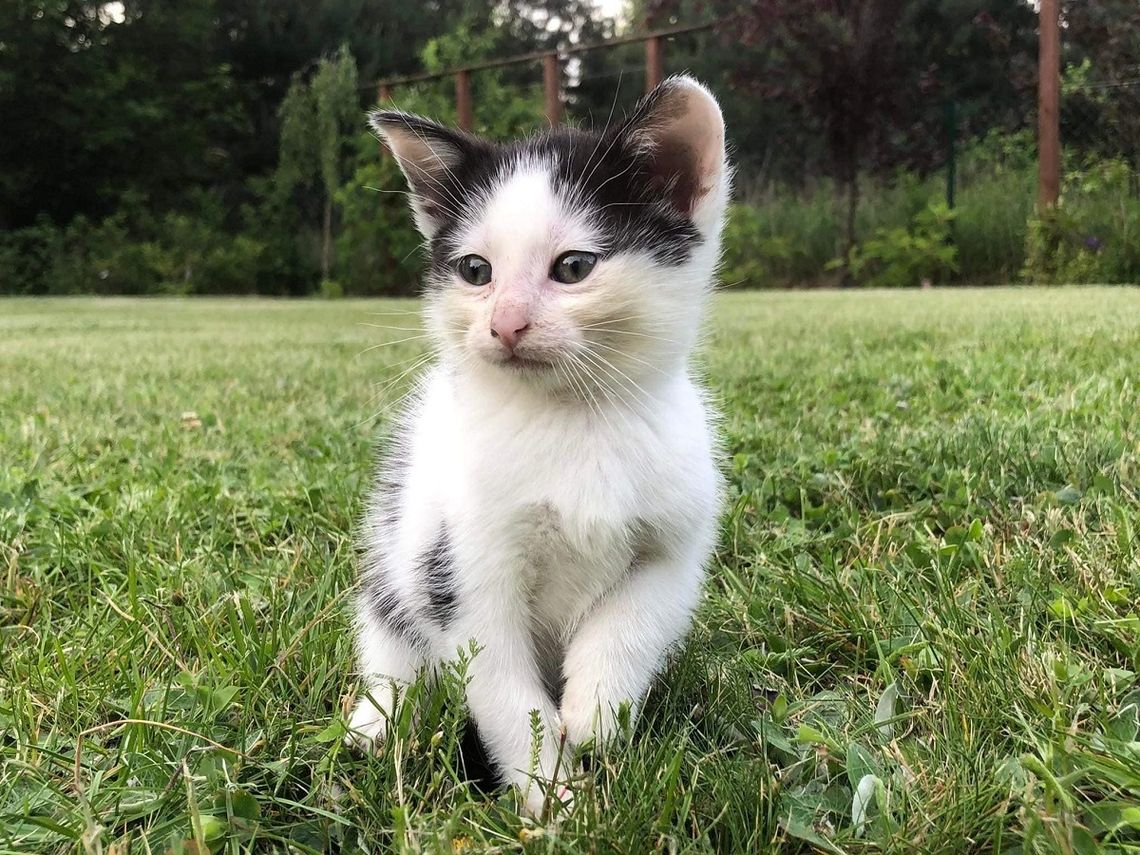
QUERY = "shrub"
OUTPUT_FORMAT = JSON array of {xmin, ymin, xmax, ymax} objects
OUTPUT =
[
  {"xmin": 0, "ymin": 218, "xmax": 61, "ymax": 294},
  {"xmin": 840, "ymin": 202, "xmax": 958, "ymax": 288},
  {"xmin": 720, "ymin": 204, "xmax": 794, "ymax": 288},
  {"xmin": 0, "ymin": 205, "xmax": 271, "ymax": 296},
  {"xmin": 1022, "ymin": 158, "xmax": 1140, "ymax": 285},
  {"xmin": 952, "ymin": 131, "xmax": 1036, "ymax": 283}
]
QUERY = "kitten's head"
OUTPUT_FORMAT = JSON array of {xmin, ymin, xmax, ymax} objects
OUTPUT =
[{"xmin": 371, "ymin": 76, "xmax": 729, "ymax": 398}]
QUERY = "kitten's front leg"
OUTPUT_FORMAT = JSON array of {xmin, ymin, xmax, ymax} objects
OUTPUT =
[
  {"xmin": 347, "ymin": 612, "xmax": 427, "ymax": 750},
  {"xmin": 559, "ymin": 553, "xmax": 703, "ymax": 746},
  {"xmin": 447, "ymin": 598, "xmax": 570, "ymax": 817}
]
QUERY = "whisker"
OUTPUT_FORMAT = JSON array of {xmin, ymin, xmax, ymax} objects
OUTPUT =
[
  {"xmin": 586, "ymin": 339, "xmax": 665, "ymax": 374},
  {"xmin": 576, "ymin": 314, "xmax": 656, "ymax": 328},
  {"xmin": 398, "ymin": 237, "xmax": 431, "ymax": 266},
  {"xmin": 589, "ymin": 157, "xmax": 638, "ymax": 197},
  {"xmin": 355, "ymin": 334, "xmax": 435, "ymax": 356},
  {"xmin": 353, "ymin": 348, "xmax": 431, "ymax": 410},
  {"xmin": 578, "ymin": 324, "xmax": 680, "ymax": 345},
  {"xmin": 579, "ymin": 351, "xmax": 643, "ymax": 436},
  {"xmin": 580, "ymin": 347, "xmax": 660, "ymax": 413},
  {"xmin": 358, "ymin": 323, "xmax": 427, "ymax": 333},
  {"xmin": 580, "ymin": 71, "xmax": 625, "ymax": 184},
  {"xmin": 353, "ymin": 351, "xmax": 437, "ymax": 428},
  {"xmin": 565, "ymin": 351, "xmax": 621, "ymax": 434},
  {"xmin": 581, "ymin": 328, "xmax": 680, "ymax": 346}
]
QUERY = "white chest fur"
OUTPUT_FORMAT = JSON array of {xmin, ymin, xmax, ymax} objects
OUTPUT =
[
  {"xmin": 406, "ymin": 365, "xmax": 699, "ymax": 588},
  {"xmin": 425, "ymin": 365, "xmax": 701, "ymax": 629}
]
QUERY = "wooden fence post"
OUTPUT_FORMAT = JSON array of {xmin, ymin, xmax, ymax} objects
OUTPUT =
[
  {"xmin": 455, "ymin": 69, "xmax": 474, "ymax": 132},
  {"xmin": 543, "ymin": 52, "xmax": 562, "ymax": 126},
  {"xmin": 645, "ymin": 35, "xmax": 663, "ymax": 92},
  {"xmin": 1038, "ymin": 0, "xmax": 1061, "ymax": 209}
]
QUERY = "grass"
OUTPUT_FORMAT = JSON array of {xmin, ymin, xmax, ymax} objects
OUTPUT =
[{"xmin": 1, "ymin": 289, "xmax": 1139, "ymax": 854}]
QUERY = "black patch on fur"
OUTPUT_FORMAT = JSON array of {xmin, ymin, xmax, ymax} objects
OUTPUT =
[
  {"xmin": 364, "ymin": 569, "xmax": 428, "ymax": 651},
  {"xmin": 361, "ymin": 434, "xmax": 428, "ymax": 649},
  {"xmin": 546, "ymin": 127, "xmax": 702, "ymax": 266},
  {"xmin": 420, "ymin": 528, "xmax": 458, "ymax": 627},
  {"xmin": 457, "ymin": 717, "xmax": 500, "ymax": 792},
  {"xmin": 419, "ymin": 127, "xmax": 702, "ymax": 272}
]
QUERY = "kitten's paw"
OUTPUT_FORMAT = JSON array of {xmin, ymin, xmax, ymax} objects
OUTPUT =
[
  {"xmin": 559, "ymin": 694, "xmax": 624, "ymax": 747},
  {"xmin": 345, "ymin": 697, "xmax": 390, "ymax": 752},
  {"xmin": 519, "ymin": 781, "xmax": 575, "ymax": 821}
]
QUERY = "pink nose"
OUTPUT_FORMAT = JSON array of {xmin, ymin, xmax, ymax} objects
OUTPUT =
[{"xmin": 490, "ymin": 306, "xmax": 529, "ymax": 351}]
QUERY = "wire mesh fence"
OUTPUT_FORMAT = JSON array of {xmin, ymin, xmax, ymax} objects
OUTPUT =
[
  {"xmin": 1037, "ymin": 74, "xmax": 1140, "ymax": 282},
  {"xmin": 1063, "ymin": 76, "xmax": 1140, "ymax": 176}
]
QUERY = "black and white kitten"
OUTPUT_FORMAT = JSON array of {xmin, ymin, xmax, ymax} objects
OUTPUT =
[{"xmin": 348, "ymin": 76, "xmax": 729, "ymax": 816}]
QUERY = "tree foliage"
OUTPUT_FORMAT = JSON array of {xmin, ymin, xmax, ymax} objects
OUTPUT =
[{"xmin": 1, "ymin": 0, "xmax": 1137, "ymax": 293}]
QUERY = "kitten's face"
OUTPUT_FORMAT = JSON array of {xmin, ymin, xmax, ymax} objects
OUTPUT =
[{"xmin": 373, "ymin": 77, "xmax": 729, "ymax": 397}]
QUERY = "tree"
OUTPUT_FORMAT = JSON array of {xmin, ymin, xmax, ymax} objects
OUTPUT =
[
  {"xmin": 214, "ymin": 0, "xmax": 475, "ymax": 177},
  {"xmin": 275, "ymin": 46, "xmax": 359, "ymax": 285},
  {"xmin": 1061, "ymin": 0, "xmax": 1140, "ymax": 168},
  {"xmin": 0, "ymin": 0, "xmax": 243, "ymax": 229},
  {"xmin": 647, "ymin": 0, "xmax": 1039, "ymax": 266},
  {"xmin": 312, "ymin": 47, "xmax": 359, "ymax": 282},
  {"xmin": 734, "ymin": 0, "xmax": 913, "ymax": 272}
]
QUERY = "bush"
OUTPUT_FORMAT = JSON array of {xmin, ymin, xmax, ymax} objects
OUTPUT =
[
  {"xmin": 950, "ymin": 130, "xmax": 1036, "ymax": 283},
  {"xmin": 1022, "ymin": 158, "xmax": 1140, "ymax": 285},
  {"xmin": 0, "ymin": 218, "xmax": 62, "ymax": 294},
  {"xmin": 0, "ymin": 203, "xmax": 271, "ymax": 296},
  {"xmin": 4, "ymin": 124, "xmax": 1133, "ymax": 295},
  {"xmin": 719, "ymin": 204, "xmax": 793, "ymax": 288},
  {"xmin": 721, "ymin": 130, "xmax": 1136, "ymax": 288},
  {"xmin": 840, "ymin": 202, "xmax": 959, "ymax": 288}
]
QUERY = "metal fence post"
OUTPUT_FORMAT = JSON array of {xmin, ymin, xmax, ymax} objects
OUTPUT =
[
  {"xmin": 645, "ymin": 36, "xmax": 663, "ymax": 92},
  {"xmin": 543, "ymin": 52, "xmax": 562, "ymax": 126},
  {"xmin": 1038, "ymin": 0, "xmax": 1061, "ymax": 209},
  {"xmin": 455, "ymin": 69, "xmax": 474, "ymax": 132},
  {"xmin": 945, "ymin": 99, "xmax": 957, "ymax": 210}
]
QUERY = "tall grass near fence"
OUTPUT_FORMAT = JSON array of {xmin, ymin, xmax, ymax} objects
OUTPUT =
[{"xmin": 720, "ymin": 132, "xmax": 1137, "ymax": 288}]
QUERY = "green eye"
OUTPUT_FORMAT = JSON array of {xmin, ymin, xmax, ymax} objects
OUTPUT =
[
  {"xmin": 456, "ymin": 255, "xmax": 492, "ymax": 286},
  {"xmin": 551, "ymin": 251, "xmax": 598, "ymax": 284}
]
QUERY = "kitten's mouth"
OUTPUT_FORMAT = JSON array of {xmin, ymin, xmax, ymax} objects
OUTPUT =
[{"xmin": 502, "ymin": 353, "xmax": 551, "ymax": 371}]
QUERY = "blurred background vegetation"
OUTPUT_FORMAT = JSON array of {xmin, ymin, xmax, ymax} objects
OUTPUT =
[{"xmin": 1, "ymin": 0, "xmax": 1137, "ymax": 295}]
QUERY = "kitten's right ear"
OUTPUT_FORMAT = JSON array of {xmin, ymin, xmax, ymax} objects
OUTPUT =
[{"xmin": 369, "ymin": 110, "xmax": 485, "ymax": 238}]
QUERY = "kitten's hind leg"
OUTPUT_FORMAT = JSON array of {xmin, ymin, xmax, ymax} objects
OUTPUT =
[{"xmin": 347, "ymin": 612, "xmax": 427, "ymax": 751}]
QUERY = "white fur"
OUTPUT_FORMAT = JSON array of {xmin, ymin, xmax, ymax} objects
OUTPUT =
[{"xmin": 351, "ymin": 77, "xmax": 729, "ymax": 818}]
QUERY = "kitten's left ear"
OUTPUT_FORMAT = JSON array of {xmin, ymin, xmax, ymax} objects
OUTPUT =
[{"xmin": 619, "ymin": 75, "xmax": 728, "ymax": 229}]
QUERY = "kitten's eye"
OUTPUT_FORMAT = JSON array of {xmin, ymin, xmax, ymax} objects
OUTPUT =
[
  {"xmin": 551, "ymin": 251, "xmax": 597, "ymax": 284},
  {"xmin": 456, "ymin": 255, "xmax": 492, "ymax": 286}
]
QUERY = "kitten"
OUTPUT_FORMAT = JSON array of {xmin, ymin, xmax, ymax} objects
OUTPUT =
[{"xmin": 348, "ymin": 76, "xmax": 729, "ymax": 817}]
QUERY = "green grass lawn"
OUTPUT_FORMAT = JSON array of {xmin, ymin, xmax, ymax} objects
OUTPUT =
[{"xmin": 2, "ymin": 289, "xmax": 1138, "ymax": 854}]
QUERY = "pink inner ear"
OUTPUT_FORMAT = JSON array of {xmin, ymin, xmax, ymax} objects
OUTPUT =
[
  {"xmin": 653, "ymin": 140, "xmax": 702, "ymax": 215},
  {"xmin": 639, "ymin": 85, "xmax": 724, "ymax": 216}
]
